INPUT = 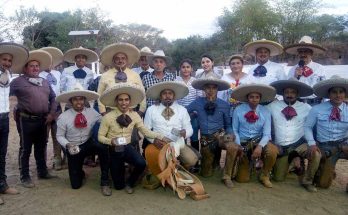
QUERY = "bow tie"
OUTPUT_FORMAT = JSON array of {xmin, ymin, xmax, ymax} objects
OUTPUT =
[
  {"xmin": 281, "ymin": 106, "xmax": 297, "ymax": 120},
  {"xmin": 73, "ymin": 69, "xmax": 87, "ymax": 79},
  {"xmin": 301, "ymin": 66, "xmax": 313, "ymax": 77},
  {"xmin": 244, "ymin": 111, "xmax": 259, "ymax": 123},
  {"xmin": 46, "ymin": 73, "xmax": 57, "ymax": 86},
  {"xmin": 204, "ymin": 101, "xmax": 217, "ymax": 115},
  {"xmin": 74, "ymin": 112, "xmax": 88, "ymax": 128},
  {"xmin": 162, "ymin": 106, "xmax": 175, "ymax": 120},
  {"xmin": 28, "ymin": 77, "xmax": 43, "ymax": 86},
  {"xmin": 253, "ymin": 65, "xmax": 267, "ymax": 77},
  {"xmin": 116, "ymin": 114, "xmax": 133, "ymax": 128},
  {"xmin": 330, "ymin": 106, "xmax": 341, "ymax": 121}
]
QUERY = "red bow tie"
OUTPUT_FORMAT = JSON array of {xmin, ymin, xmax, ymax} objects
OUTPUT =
[
  {"xmin": 281, "ymin": 106, "xmax": 297, "ymax": 120},
  {"xmin": 244, "ymin": 111, "xmax": 259, "ymax": 123},
  {"xmin": 330, "ymin": 107, "xmax": 341, "ymax": 121},
  {"xmin": 74, "ymin": 113, "xmax": 88, "ymax": 128},
  {"xmin": 301, "ymin": 66, "xmax": 313, "ymax": 77}
]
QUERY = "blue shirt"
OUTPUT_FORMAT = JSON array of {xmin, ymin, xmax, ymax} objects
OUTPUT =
[
  {"xmin": 186, "ymin": 97, "xmax": 232, "ymax": 135},
  {"xmin": 304, "ymin": 101, "xmax": 348, "ymax": 146},
  {"xmin": 232, "ymin": 103, "xmax": 271, "ymax": 147}
]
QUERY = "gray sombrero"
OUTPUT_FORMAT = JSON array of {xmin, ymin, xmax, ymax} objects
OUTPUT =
[
  {"xmin": 41, "ymin": 47, "xmax": 63, "ymax": 67},
  {"xmin": 244, "ymin": 39, "xmax": 283, "ymax": 57},
  {"xmin": 25, "ymin": 50, "xmax": 52, "ymax": 72},
  {"xmin": 231, "ymin": 84, "xmax": 276, "ymax": 103},
  {"xmin": 147, "ymin": 50, "xmax": 172, "ymax": 66},
  {"xmin": 0, "ymin": 42, "xmax": 29, "ymax": 73},
  {"xmin": 100, "ymin": 42, "xmax": 140, "ymax": 67},
  {"xmin": 100, "ymin": 83, "xmax": 145, "ymax": 107},
  {"xmin": 64, "ymin": 46, "xmax": 98, "ymax": 64},
  {"xmin": 146, "ymin": 81, "xmax": 189, "ymax": 100},
  {"xmin": 284, "ymin": 36, "xmax": 326, "ymax": 55},
  {"xmin": 56, "ymin": 83, "xmax": 99, "ymax": 103},
  {"xmin": 192, "ymin": 77, "xmax": 230, "ymax": 91},
  {"xmin": 313, "ymin": 75, "xmax": 348, "ymax": 98},
  {"xmin": 270, "ymin": 78, "xmax": 313, "ymax": 97}
]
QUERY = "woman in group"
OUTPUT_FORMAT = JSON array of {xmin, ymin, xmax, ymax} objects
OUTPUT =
[{"xmin": 195, "ymin": 54, "xmax": 222, "ymax": 79}]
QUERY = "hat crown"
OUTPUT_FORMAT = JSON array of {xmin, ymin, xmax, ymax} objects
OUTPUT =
[
  {"xmin": 153, "ymin": 50, "xmax": 166, "ymax": 57},
  {"xmin": 299, "ymin": 36, "xmax": 313, "ymax": 44},
  {"xmin": 140, "ymin": 47, "xmax": 152, "ymax": 53},
  {"xmin": 71, "ymin": 83, "xmax": 84, "ymax": 91}
]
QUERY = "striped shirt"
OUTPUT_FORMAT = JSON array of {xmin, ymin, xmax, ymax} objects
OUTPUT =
[{"xmin": 175, "ymin": 76, "xmax": 199, "ymax": 107}]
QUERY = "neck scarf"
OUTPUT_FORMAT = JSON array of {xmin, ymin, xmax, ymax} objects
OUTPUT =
[
  {"xmin": 244, "ymin": 110, "xmax": 259, "ymax": 123},
  {"xmin": 73, "ymin": 69, "xmax": 87, "ymax": 79},
  {"xmin": 301, "ymin": 66, "xmax": 313, "ymax": 77},
  {"xmin": 0, "ymin": 70, "xmax": 9, "ymax": 87},
  {"xmin": 162, "ymin": 106, "xmax": 175, "ymax": 121},
  {"xmin": 204, "ymin": 101, "xmax": 217, "ymax": 115},
  {"xmin": 74, "ymin": 112, "xmax": 88, "ymax": 128},
  {"xmin": 116, "ymin": 114, "xmax": 133, "ymax": 128},
  {"xmin": 46, "ymin": 72, "xmax": 57, "ymax": 86},
  {"xmin": 330, "ymin": 106, "xmax": 341, "ymax": 121},
  {"xmin": 115, "ymin": 69, "xmax": 127, "ymax": 83},
  {"xmin": 253, "ymin": 65, "xmax": 267, "ymax": 77},
  {"xmin": 281, "ymin": 106, "xmax": 297, "ymax": 120}
]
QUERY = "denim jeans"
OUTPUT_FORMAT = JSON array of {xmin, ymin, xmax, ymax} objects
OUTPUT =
[{"xmin": 0, "ymin": 114, "xmax": 9, "ymax": 192}]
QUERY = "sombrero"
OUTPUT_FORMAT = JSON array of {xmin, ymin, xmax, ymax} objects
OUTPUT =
[
  {"xmin": 100, "ymin": 42, "xmax": 140, "ymax": 66},
  {"xmin": 231, "ymin": 84, "xmax": 276, "ymax": 103},
  {"xmin": 192, "ymin": 77, "xmax": 230, "ymax": 91},
  {"xmin": 140, "ymin": 46, "xmax": 153, "ymax": 56},
  {"xmin": 0, "ymin": 42, "xmax": 29, "ymax": 73},
  {"xmin": 146, "ymin": 81, "xmax": 188, "ymax": 100},
  {"xmin": 147, "ymin": 50, "xmax": 172, "ymax": 66},
  {"xmin": 270, "ymin": 78, "xmax": 313, "ymax": 97},
  {"xmin": 64, "ymin": 46, "xmax": 98, "ymax": 64},
  {"xmin": 41, "ymin": 47, "xmax": 63, "ymax": 67},
  {"xmin": 100, "ymin": 83, "xmax": 145, "ymax": 107},
  {"xmin": 244, "ymin": 39, "xmax": 283, "ymax": 56},
  {"xmin": 25, "ymin": 50, "xmax": 52, "ymax": 72},
  {"xmin": 284, "ymin": 36, "xmax": 326, "ymax": 55},
  {"xmin": 313, "ymin": 75, "xmax": 348, "ymax": 98},
  {"xmin": 56, "ymin": 83, "xmax": 99, "ymax": 103}
]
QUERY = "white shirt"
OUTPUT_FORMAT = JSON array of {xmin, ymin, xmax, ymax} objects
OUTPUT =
[
  {"xmin": 56, "ymin": 107, "xmax": 101, "ymax": 148},
  {"xmin": 132, "ymin": 66, "xmax": 154, "ymax": 75},
  {"xmin": 247, "ymin": 60, "xmax": 286, "ymax": 85},
  {"xmin": 144, "ymin": 102, "xmax": 193, "ymax": 142},
  {"xmin": 39, "ymin": 70, "xmax": 61, "ymax": 96},
  {"xmin": 267, "ymin": 100, "xmax": 311, "ymax": 146},
  {"xmin": 0, "ymin": 71, "xmax": 10, "ymax": 113},
  {"xmin": 218, "ymin": 72, "xmax": 250, "ymax": 102},
  {"xmin": 60, "ymin": 65, "xmax": 94, "ymax": 92}
]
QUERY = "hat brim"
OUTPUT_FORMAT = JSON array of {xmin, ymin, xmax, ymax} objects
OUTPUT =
[
  {"xmin": 146, "ymin": 81, "xmax": 189, "ymax": 100},
  {"xmin": 147, "ymin": 55, "xmax": 172, "ymax": 66},
  {"xmin": 64, "ymin": 48, "xmax": 98, "ymax": 64},
  {"xmin": 192, "ymin": 78, "xmax": 230, "ymax": 91},
  {"xmin": 0, "ymin": 42, "xmax": 29, "ymax": 74},
  {"xmin": 244, "ymin": 40, "xmax": 283, "ymax": 56},
  {"xmin": 25, "ymin": 50, "xmax": 52, "ymax": 72},
  {"xmin": 313, "ymin": 79, "xmax": 348, "ymax": 98},
  {"xmin": 56, "ymin": 90, "xmax": 99, "ymax": 103},
  {"xmin": 100, "ymin": 43, "xmax": 140, "ymax": 67},
  {"xmin": 270, "ymin": 80, "xmax": 313, "ymax": 97},
  {"xmin": 231, "ymin": 84, "xmax": 276, "ymax": 102},
  {"xmin": 41, "ymin": 47, "xmax": 63, "ymax": 67},
  {"xmin": 100, "ymin": 83, "xmax": 145, "ymax": 107},
  {"xmin": 284, "ymin": 44, "xmax": 326, "ymax": 55}
]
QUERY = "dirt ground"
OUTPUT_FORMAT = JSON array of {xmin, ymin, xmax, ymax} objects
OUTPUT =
[{"xmin": 1, "ymin": 99, "xmax": 348, "ymax": 215}]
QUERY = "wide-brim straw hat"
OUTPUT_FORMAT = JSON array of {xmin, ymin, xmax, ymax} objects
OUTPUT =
[
  {"xmin": 244, "ymin": 39, "xmax": 283, "ymax": 56},
  {"xmin": 231, "ymin": 84, "xmax": 276, "ymax": 103},
  {"xmin": 146, "ymin": 81, "xmax": 189, "ymax": 100},
  {"xmin": 270, "ymin": 78, "xmax": 313, "ymax": 97},
  {"xmin": 64, "ymin": 46, "xmax": 98, "ymax": 64},
  {"xmin": 313, "ymin": 75, "xmax": 348, "ymax": 98},
  {"xmin": 56, "ymin": 83, "xmax": 99, "ymax": 103},
  {"xmin": 284, "ymin": 36, "xmax": 326, "ymax": 55},
  {"xmin": 100, "ymin": 43, "xmax": 140, "ymax": 67},
  {"xmin": 147, "ymin": 50, "xmax": 172, "ymax": 66},
  {"xmin": 192, "ymin": 77, "xmax": 230, "ymax": 91},
  {"xmin": 0, "ymin": 42, "xmax": 29, "ymax": 74},
  {"xmin": 140, "ymin": 46, "xmax": 153, "ymax": 56},
  {"xmin": 25, "ymin": 50, "xmax": 52, "ymax": 72},
  {"xmin": 41, "ymin": 47, "xmax": 63, "ymax": 67},
  {"xmin": 100, "ymin": 83, "xmax": 145, "ymax": 107}
]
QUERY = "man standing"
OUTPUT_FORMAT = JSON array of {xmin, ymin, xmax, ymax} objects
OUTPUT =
[
  {"xmin": 268, "ymin": 79, "xmax": 320, "ymax": 192},
  {"xmin": 39, "ymin": 47, "xmax": 64, "ymax": 170},
  {"xmin": 132, "ymin": 47, "xmax": 154, "ymax": 79},
  {"xmin": 0, "ymin": 42, "xmax": 28, "ymax": 204},
  {"xmin": 10, "ymin": 50, "xmax": 57, "ymax": 188}
]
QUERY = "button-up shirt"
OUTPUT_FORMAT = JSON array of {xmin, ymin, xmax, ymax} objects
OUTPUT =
[
  {"xmin": 144, "ymin": 102, "xmax": 193, "ymax": 142},
  {"xmin": 233, "ymin": 103, "xmax": 271, "ymax": 147},
  {"xmin": 142, "ymin": 71, "xmax": 175, "ymax": 107},
  {"xmin": 60, "ymin": 65, "xmax": 94, "ymax": 92},
  {"xmin": 97, "ymin": 67, "xmax": 146, "ymax": 113},
  {"xmin": 175, "ymin": 76, "xmax": 200, "ymax": 107},
  {"xmin": 247, "ymin": 60, "xmax": 286, "ymax": 85},
  {"xmin": 304, "ymin": 101, "xmax": 348, "ymax": 146},
  {"xmin": 267, "ymin": 100, "xmax": 311, "ymax": 146},
  {"xmin": 57, "ymin": 107, "xmax": 101, "ymax": 148},
  {"xmin": 39, "ymin": 70, "xmax": 61, "ymax": 96},
  {"xmin": 186, "ymin": 97, "xmax": 232, "ymax": 135},
  {"xmin": 0, "ymin": 70, "xmax": 10, "ymax": 113},
  {"xmin": 133, "ymin": 66, "xmax": 154, "ymax": 75}
]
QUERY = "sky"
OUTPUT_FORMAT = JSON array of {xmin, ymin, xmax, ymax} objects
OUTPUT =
[{"xmin": 2, "ymin": 0, "xmax": 348, "ymax": 41}]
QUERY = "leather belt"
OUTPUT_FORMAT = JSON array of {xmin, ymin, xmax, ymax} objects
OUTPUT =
[{"xmin": 19, "ymin": 111, "xmax": 47, "ymax": 119}]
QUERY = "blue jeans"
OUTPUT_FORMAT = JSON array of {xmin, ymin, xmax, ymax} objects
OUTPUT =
[{"xmin": 0, "ymin": 114, "xmax": 9, "ymax": 192}]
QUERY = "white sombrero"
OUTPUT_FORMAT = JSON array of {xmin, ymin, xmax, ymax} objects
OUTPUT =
[
  {"xmin": 100, "ymin": 42, "xmax": 140, "ymax": 67},
  {"xmin": 192, "ymin": 77, "xmax": 230, "ymax": 91},
  {"xmin": 64, "ymin": 46, "xmax": 98, "ymax": 64},
  {"xmin": 25, "ymin": 50, "xmax": 52, "ymax": 72},
  {"xmin": 244, "ymin": 39, "xmax": 283, "ymax": 56},
  {"xmin": 231, "ymin": 84, "xmax": 276, "ymax": 103},
  {"xmin": 41, "ymin": 47, "xmax": 63, "ymax": 67},
  {"xmin": 0, "ymin": 42, "xmax": 29, "ymax": 74},
  {"xmin": 100, "ymin": 83, "xmax": 145, "ymax": 107},
  {"xmin": 147, "ymin": 50, "xmax": 172, "ymax": 66},
  {"xmin": 56, "ymin": 83, "xmax": 99, "ymax": 103},
  {"xmin": 146, "ymin": 81, "xmax": 189, "ymax": 100},
  {"xmin": 270, "ymin": 78, "xmax": 313, "ymax": 97},
  {"xmin": 313, "ymin": 75, "xmax": 348, "ymax": 98},
  {"xmin": 140, "ymin": 46, "xmax": 153, "ymax": 56},
  {"xmin": 284, "ymin": 36, "xmax": 326, "ymax": 55}
]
